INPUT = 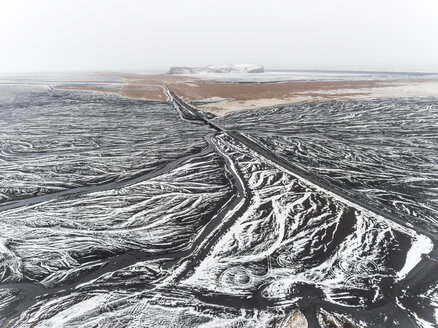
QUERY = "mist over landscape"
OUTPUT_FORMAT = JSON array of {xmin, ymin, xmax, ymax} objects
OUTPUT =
[
  {"xmin": 1, "ymin": 0, "xmax": 438, "ymax": 73},
  {"xmin": 1, "ymin": 1, "xmax": 438, "ymax": 328}
]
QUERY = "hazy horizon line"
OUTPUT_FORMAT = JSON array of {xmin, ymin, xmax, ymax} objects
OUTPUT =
[{"xmin": 1, "ymin": 67, "xmax": 438, "ymax": 75}]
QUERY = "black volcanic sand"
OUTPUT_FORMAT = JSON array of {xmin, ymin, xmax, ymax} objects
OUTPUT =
[{"xmin": 0, "ymin": 84, "xmax": 437, "ymax": 328}]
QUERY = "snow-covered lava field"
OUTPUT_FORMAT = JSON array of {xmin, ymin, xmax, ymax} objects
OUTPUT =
[{"xmin": 0, "ymin": 79, "xmax": 437, "ymax": 328}]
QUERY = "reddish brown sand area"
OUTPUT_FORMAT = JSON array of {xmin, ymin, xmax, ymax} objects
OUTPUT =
[
  {"xmin": 58, "ymin": 74, "xmax": 185, "ymax": 102},
  {"xmin": 59, "ymin": 73, "xmax": 438, "ymax": 115}
]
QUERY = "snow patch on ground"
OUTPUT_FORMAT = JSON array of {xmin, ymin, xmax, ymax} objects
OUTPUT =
[{"xmin": 397, "ymin": 234, "xmax": 433, "ymax": 281}]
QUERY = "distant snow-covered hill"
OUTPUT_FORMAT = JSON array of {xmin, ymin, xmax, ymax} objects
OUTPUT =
[{"xmin": 168, "ymin": 64, "xmax": 264, "ymax": 74}]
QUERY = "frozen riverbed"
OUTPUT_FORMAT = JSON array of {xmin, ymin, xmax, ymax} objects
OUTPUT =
[{"xmin": 0, "ymin": 80, "xmax": 437, "ymax": 328}]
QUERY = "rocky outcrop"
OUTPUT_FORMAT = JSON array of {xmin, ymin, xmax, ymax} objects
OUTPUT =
[{"xmin": 273, "ymin": 311, "xmax": 308, "ymax": 328}]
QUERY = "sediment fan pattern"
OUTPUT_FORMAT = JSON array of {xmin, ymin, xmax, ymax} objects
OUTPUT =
[
  {"xmin": 0, "ymin": 150, "xmax": 232, "ymax": 287},
  {"xmin": 3, "ymin": 132, "xmax": 436, "ymax": 327},
  {"xmin": 215, "ymin": 97, "xmax": 438, "ymax": 226},
  {"xmin": 182, "ymin": 134, "xmax": 435, "ymax": 326},
  {"xmin": 0, "ymin": 83, "xmax": 437, "ymax": 327},
  {"xmin": 0, "ymin": 85, "xmax": 210, "ymax": 202}
]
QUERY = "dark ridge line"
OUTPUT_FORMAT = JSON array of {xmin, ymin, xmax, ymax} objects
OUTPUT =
[
  {"xmin": 0, "ymin": 90, "xmax": 235, "ymax": 320},
  {"xmin": 0, "ymin": 144, "xmax": 213, "ymax": 213},
  {"xmin": 164, "ymin": 86, "xmax": 438, "ymax": 328},
  {"xmin": 2, "ymin": 86, "xmax": 435, "ymax": 326},
  {"xmin": 163, "ymin": 135, "xmax": 251, "ymax": 282},
  {"xmin": 165, "ymin": 86, "xmax": 438, "ymax": 241},
  {"xmin": 0, "ymin": 135, "xmax": 241, "ymax": 318}
]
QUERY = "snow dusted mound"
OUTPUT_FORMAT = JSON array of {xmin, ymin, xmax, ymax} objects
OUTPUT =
[{"xmin": 168, "ymin": 63, "xmax": 264, "ymax": 74}]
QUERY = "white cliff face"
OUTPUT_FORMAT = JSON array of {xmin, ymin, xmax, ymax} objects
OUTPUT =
[{"xmin": 168, "ymin": 64, "xmax": 264, "ymax": 74}]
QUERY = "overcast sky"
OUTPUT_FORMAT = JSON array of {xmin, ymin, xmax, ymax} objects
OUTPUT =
[{"xmin": 1, "ymin": 0, "xmax": 437, "ymax": 73}]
